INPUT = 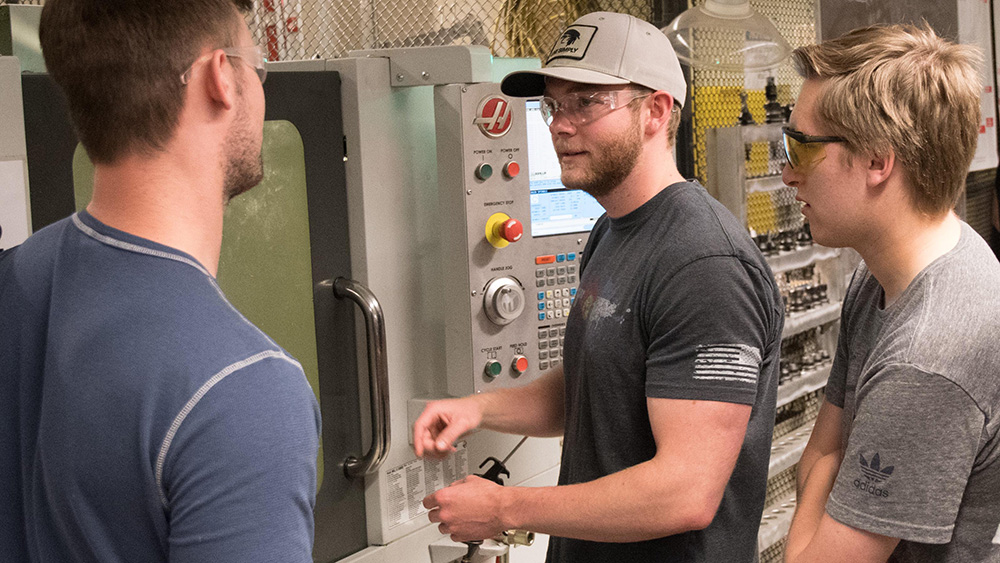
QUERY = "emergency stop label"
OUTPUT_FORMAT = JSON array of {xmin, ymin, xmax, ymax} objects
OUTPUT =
[{"xmin": 385, "ymin": 442, "xmax": 469, "ymax": 529}]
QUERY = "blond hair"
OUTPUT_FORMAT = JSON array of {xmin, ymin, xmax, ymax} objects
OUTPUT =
[{"xmin": 792, "ymin": 24, "xmax": 981, "ymax": 215}]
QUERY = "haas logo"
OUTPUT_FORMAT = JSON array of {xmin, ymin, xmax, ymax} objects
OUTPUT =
[{"xmin": 474, "ymin": 96, "xmax": 512, "ymax": 138}]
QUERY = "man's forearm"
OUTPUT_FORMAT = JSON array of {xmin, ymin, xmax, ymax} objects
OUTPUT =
[
  {"xmin": 796, "ymin": 446, "xmax": 825, "ymax": 497},
  {"xmin": 796, "ymin": 401, "xmax": 844, "ymax": 497},
  {"xmin": 501, "ymin": 453, "xmax": 719, "ymax": 542},
  {"xmin": 477, "ymin": 367, "xmax": 565, "ymax": 437},
  {"xmin": 786, "ymin": 452, "xmax": 841, "ymax": 562}
]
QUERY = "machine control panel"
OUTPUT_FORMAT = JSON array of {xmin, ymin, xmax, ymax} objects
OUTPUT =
[{"xmin": 435, "ymin": 84, "xmax": 599, "ymax": 396}]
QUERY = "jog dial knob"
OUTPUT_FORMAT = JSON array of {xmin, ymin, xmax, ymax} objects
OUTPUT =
[{"xmin": 483, "ymin": 277, "xmax": 524, "ymax": 326}]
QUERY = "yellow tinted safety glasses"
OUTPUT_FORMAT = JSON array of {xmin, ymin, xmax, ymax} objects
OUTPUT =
[{"xmin": 781, "ymin": 126, "xmax": 847, "ymax": 171}]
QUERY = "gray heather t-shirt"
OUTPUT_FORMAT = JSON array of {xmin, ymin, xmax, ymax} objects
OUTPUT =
[
  {"xmin": 825, "ymin": 221, "xmax": 1000, "ymax": 562},
  {"xmin": 547, "ymin": 181, "xmax": 783, "ymax": 563}
]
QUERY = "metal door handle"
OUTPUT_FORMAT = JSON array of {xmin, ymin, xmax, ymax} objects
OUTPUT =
[{"xmin": 330, "ymin": 277, "xmax": 390, "ymax": 478}]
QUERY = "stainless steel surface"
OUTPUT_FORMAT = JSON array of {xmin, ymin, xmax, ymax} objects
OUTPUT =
[
  {"xmin": 349, "ymin": 45, "xmax": 492, "ymax": 87},
  {"xmin": 332, "ymin": 277, "xmax": 391, "ymax": 478}
]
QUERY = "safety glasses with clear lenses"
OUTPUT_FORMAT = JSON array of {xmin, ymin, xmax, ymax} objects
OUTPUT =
[
  {"xmin": 781, "ymin": 126, "xmax": 847, "ymax": 171},
  {"xmin": 181, "ymin": 45, "xmax": 268, "ymax": 85},
  {"xmin": 539, "ymin": 90, "xmax": 650, "ymax": 127}
]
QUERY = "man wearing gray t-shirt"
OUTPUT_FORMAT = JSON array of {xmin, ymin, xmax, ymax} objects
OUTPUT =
[
  {"xmin": 411, "ymin": 12, "xmax": 782, "ymax": 563},
  {"xmin": 781, "ymin": 25, "xmax": 1000, "ymax": 563}
]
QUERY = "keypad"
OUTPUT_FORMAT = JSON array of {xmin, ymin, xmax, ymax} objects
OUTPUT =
[{"xmin": 535, "ymin": 250, "xmax": 578, "ymax": 367}]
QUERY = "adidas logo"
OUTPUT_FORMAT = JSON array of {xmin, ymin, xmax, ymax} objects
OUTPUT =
[
  {"xmin": 853, "ymin": 452, "xmax": 893, "ymax": 498},
  {"xmin": 859, "ymin": 453, "xmax": 894, "ymax": 482}
]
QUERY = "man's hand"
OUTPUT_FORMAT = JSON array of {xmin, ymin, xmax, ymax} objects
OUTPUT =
[
  {"xmin": 413, "ymin": 397, "xmax": 484, "ymax": 459},
  {"xmin": 423, "ymin": 476, "xmax": 509, "ymax": 542}
]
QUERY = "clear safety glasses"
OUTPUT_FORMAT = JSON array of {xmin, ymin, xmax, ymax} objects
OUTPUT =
[
  {"xmin": 539, "ymin": 90, "xmax": 650, "ymax": 127},
  {"xmin": 180, "ymin": 45, "xmax": 268, "ymax": 85},
  {"xmin": 781, "ymin": 126, "xmax": 847, "ymax": 172}
]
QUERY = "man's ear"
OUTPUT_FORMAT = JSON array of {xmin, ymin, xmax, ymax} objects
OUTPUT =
[
  {"xmin": 643, "ymin": 91, "xmax": 674, "ymax": 136},
  {"xmin": 204, "ymin": 50, "xmax": 236, "ymax": 111},
  {"xmin": 866, "ymin": 151, "xmax": 895, "ymax": 188}
]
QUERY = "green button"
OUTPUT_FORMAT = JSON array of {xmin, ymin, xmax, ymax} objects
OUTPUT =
[
  {"xmin": 484, "ymin": 360, "xmax": 502, "ymax": 378},
  {"xmin": 476, "ymin": 163, "xmax": 493, "ymax": 180}
]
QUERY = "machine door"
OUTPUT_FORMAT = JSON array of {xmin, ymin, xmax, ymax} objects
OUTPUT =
[
  {"xmin": 229, "ymin": 70, "xmax": 368, "ymax": 563},
  {"xmin": 22, "ymin": 71, "xmax": 368, "ymax": 562}
]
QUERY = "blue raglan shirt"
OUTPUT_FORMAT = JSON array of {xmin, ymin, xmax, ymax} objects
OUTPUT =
[{"xmin": 0, "ymin": 211, "xmax": 320, "ymax": 562}]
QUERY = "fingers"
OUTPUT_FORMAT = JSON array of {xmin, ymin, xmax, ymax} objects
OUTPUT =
[
  {"xmin": 413, "ymin": 406, "xmax": 455, "ymax": 458},
  {"xmin": 430, "ymin": 421, "xmax": 469, "ymax": 455},
  {"xmin": 412, "ymin": 410, "xmax": 437, "ymax": 458},
  {"xmin": 436, "ymin": 523, "xmax": 469, "ymax": 543},
  {"xmin": 423, "ymin": 477, "xmax": 503, "ymax": 544},
  {"xmin": 435, "ymin": 524, "xmax": 467, "ymax": 543},
  {"xmin": 416, "ymin": 434, "xmax": 455, "ymax": 460},
  {"xmin": 412, "ymin": 399, "xmax": 480, "ymax": 458},
  {"xmin": 423, "ymin": 492, "xmax": 439, "ymax": 511}
]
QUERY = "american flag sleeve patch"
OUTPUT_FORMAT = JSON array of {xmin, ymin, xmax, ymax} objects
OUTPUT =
[{"xmin": 693, "ymin": 344, "xmax": 762, "ymax": 384}]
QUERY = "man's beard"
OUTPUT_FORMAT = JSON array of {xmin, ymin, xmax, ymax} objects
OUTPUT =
[
  {"xmin": 560, "ymin": 110, "xmax": 642, "ymax": 199},
  {"xmin": 222, "ymin": 84, "xmax": 264, "ymax": 203},
  {"xmin": 222, "ymin": 145, "xmax": 263, "ymax": 203}
]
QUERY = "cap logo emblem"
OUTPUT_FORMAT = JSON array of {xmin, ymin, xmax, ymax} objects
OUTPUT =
[
  {"xmin": 546, "ymin": 24, "xmax": 597, "ymax": 64},
  {"xmin": 474, "ymin": 96, "xmax": 513, "ymax": 138}
]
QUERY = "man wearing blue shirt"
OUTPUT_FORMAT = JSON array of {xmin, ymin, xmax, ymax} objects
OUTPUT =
[{"xmin": 0, "ymin": 1, "xmax": 320, "ymax": 561}]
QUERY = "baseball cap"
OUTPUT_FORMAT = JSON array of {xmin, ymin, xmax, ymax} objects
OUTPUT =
[{"xmin": 500, "ymin": 11, "xmax": 687, "ymax": 108}]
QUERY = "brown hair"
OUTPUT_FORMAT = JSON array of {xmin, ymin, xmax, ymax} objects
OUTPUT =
[
  {"xmin": 666, "ymin": 104, "xmax": 681, "ymax": 148},
  {"xmin": 792, "ymin": 24, "xmax": 981, "ymax": 215},
  {"xmin": 40, "ymin": 0, "xmax": 254, "ymax": 164}
]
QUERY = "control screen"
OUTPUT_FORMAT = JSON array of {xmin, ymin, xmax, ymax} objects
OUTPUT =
[{"xmin": 525, "ymin": 100, "xmax": 604, "ymax": 238}]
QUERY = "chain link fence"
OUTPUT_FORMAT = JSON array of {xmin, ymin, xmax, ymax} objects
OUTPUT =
[
  {"xmin": 248, "ymin": 0, "xmax": 653, "ymax": 62},
  {"xmin": 2, "ymin": 0, "xmax": 652, "ymax": 61}
]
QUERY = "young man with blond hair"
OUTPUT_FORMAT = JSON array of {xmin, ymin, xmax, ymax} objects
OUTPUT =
[{"xmin": 782, "ymin": 24, "xmax": 1000, "ymax": 563}]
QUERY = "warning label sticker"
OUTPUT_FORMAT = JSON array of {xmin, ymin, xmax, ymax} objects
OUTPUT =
[{"xmin": 386, "ymin": 442, "xmax": 469, "ymax": 529}]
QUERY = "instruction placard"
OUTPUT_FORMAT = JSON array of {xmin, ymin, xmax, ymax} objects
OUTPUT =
[{"xmin": 385, "ymin": 441, "xmax": 469, "ymax": 529}]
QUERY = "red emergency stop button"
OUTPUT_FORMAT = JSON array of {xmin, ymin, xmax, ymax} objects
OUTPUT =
[
  {"xmin": 499, "ymin": 218, "xmax": 523, "ymax": 243},
  {"xmin": 486, "ymin": 213, "xmax": 522, "ymax": 248},
  {"xmin": 503, "ymin": 161, "xmax": 520, "ymax": 178},
  {"xmin": 511, "ymin": 355, "xmax": 528, "ymax": 375}
]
